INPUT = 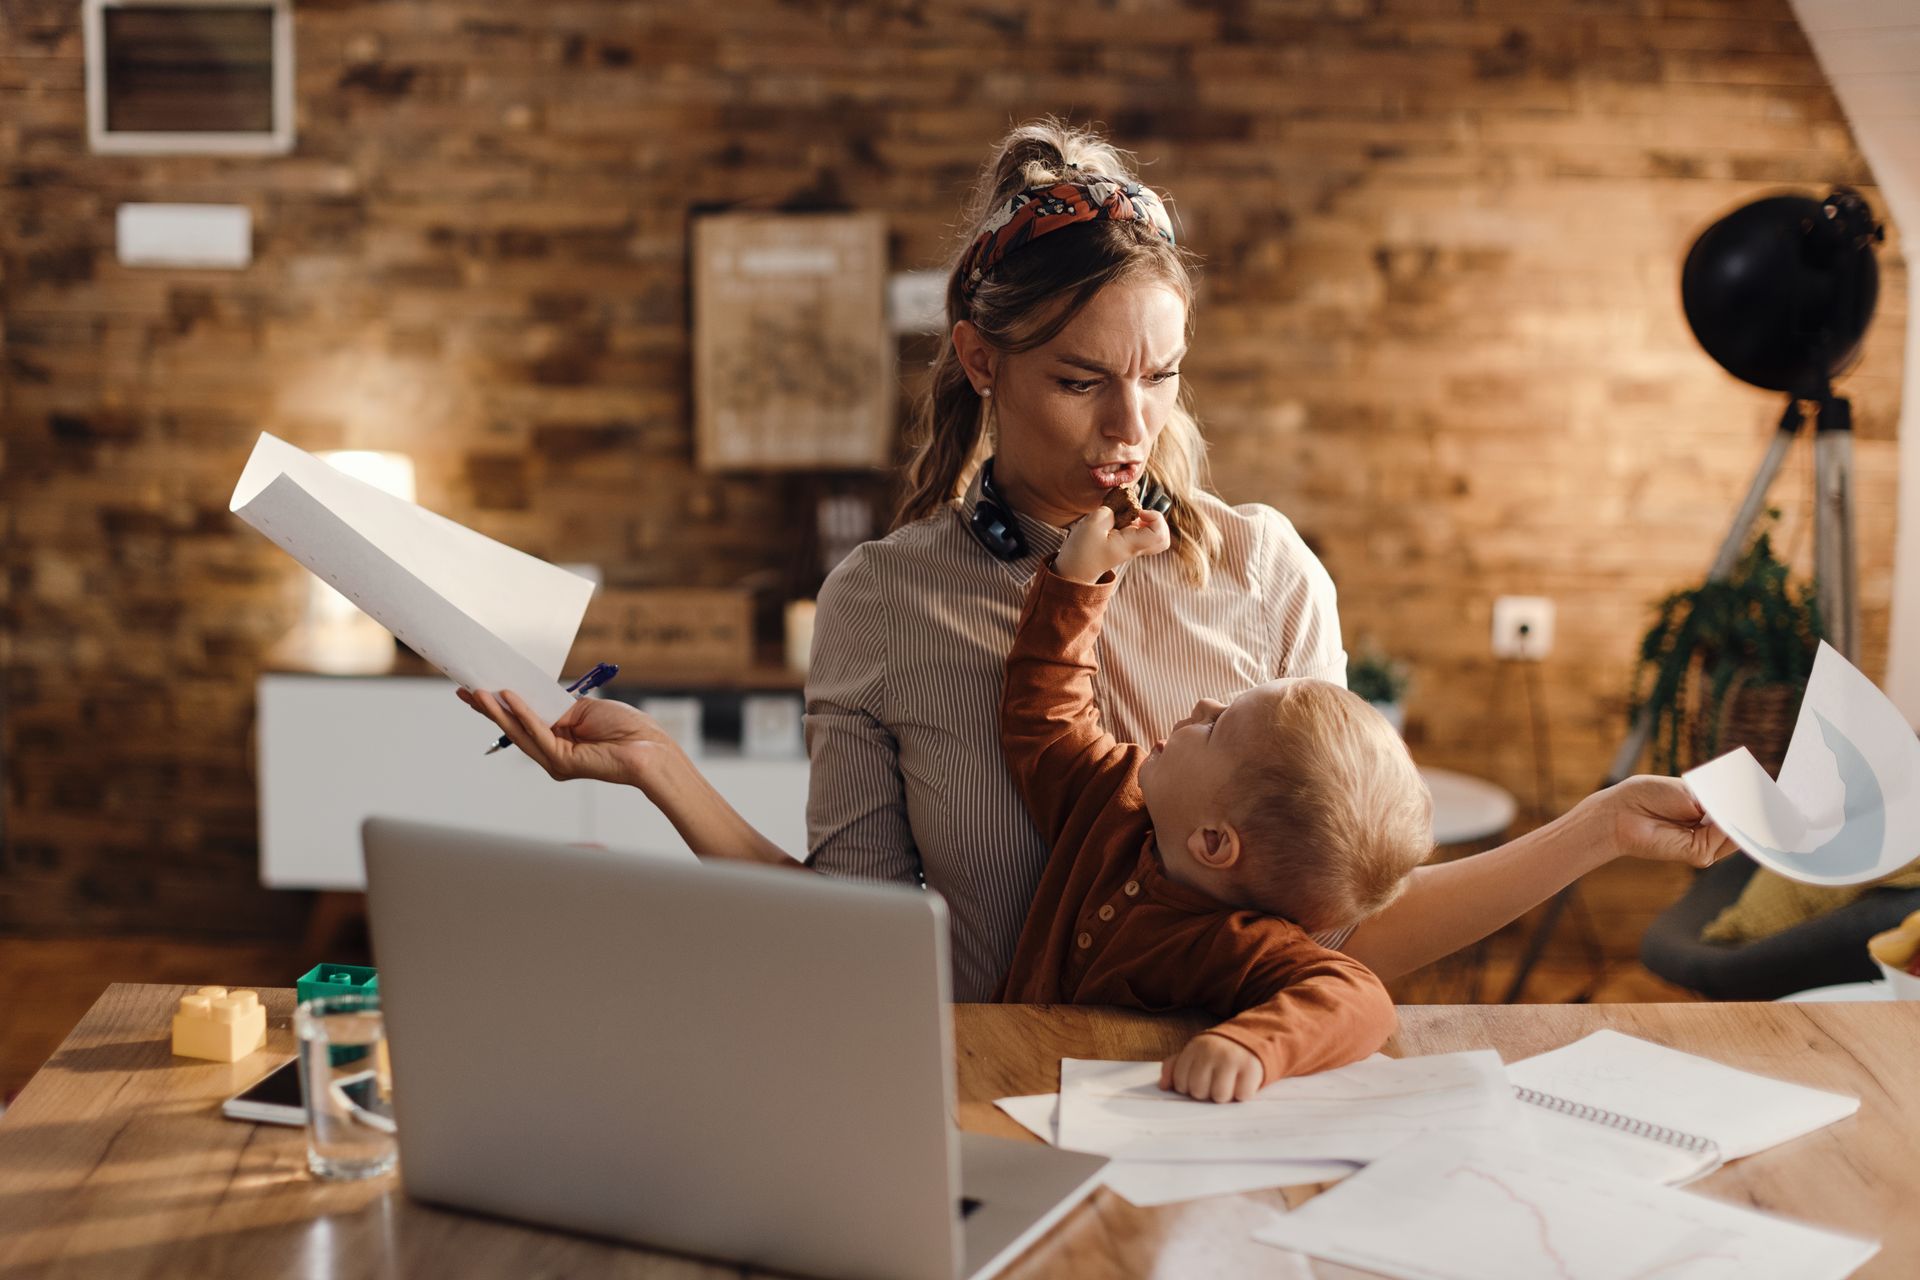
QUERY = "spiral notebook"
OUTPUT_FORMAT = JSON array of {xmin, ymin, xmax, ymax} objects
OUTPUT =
[{"xmin": 1506, "ymin": 1029, "xmax": 1860, "ymax": 1185}]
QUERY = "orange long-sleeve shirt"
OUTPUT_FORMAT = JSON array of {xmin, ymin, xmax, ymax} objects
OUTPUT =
[{"xmin": 994, "ymin": 566, "xmax": 1396, "ymax": 1083}]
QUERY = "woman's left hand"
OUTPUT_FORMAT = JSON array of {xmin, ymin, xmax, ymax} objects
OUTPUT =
[{"xmin": 1587, "ymin": 775, "xmax": 1737, "ymax": 869}]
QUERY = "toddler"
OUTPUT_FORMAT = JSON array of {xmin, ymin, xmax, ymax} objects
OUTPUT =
[{"xmin": 997, "ymin": 503, "xmax": 1433, "ymax": 1103}]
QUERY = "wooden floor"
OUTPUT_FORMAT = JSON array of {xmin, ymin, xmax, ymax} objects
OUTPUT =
[{"xmin": 0, "ymin": 857, "xmax": 1700, "ymax": 1105}]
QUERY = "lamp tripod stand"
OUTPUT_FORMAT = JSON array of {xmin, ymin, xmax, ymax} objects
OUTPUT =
[{"xmin": 1500, "ymin": 394, "xmax": 1861, "ymax": 1004}]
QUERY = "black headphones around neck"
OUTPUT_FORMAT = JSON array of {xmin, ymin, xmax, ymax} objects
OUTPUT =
[{"xmin": 968, "ymin": 457, "xmax": 1172, "ymax": 563}]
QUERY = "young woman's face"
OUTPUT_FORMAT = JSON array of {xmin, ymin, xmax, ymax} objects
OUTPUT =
[{"xmin": 965, "ymin": 279, "xmax": 1189, "ymax": 528}]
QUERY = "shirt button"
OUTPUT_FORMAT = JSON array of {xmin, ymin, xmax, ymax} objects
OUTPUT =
[
  {"xmin": 1123, "ymin": 881, "xmax": 1140, "ymax": 897},
  {"xmin": 1077, "ymin": 932, "xmax": 1092, "ymax": 950},
  {"xmin": 1098, "ymin": 905, "xmax": 1115, "ymax": 922}
]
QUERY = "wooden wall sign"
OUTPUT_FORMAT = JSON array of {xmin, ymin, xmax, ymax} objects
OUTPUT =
[{"xmin": 692, "ymin": 212, "xmax": 894, "ymax": 471}]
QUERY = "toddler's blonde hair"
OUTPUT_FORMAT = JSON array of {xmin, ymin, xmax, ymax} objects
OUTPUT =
[{"xmin": 1222, "ymin": 681, "xmax": 1434, "ymax": 935}]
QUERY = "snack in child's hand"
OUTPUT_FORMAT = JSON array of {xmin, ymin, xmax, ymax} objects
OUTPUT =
[
  {"xmin": 1867, "ymin": 909, "xmax": 1920, "ymax": 971},
  {"xmin": 1102, "ymin": 482, "xmax": 1145, "ymax": 529}
]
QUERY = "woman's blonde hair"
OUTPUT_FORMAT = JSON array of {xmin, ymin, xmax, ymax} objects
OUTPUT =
[{"xmin": 894, "ymin": 118, "xmax": 1224, "ymax": 585}]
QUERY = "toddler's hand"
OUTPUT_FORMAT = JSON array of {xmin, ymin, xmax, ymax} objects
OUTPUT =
[
  {"xmin": 1055, "ymin": 506, "xmax": 1171, "ymax": 585},
  {"xmin": 1159, "ymin": 1034, "xmax": 1264, "ymax": 1103}
]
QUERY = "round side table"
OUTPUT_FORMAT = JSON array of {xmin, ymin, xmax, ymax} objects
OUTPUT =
[
  {"xmin": 1419, "ymin": 766, "xmax": 1519, "ymax": 847},
  {"xmin": 1399, "ymin": 767, "xmax": 1520, "ymax": 1005}
]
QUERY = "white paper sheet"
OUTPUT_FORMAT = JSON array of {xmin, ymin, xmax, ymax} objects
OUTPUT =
[
  {"xmin": 1055, "ymin": 1052, "xmax": 1518, "ymax": 1163},
  {"xmin": 231, "ymin": 433, "xmax": 595, "ymax": 723},
  {"xmin": 1507, "ymin": 1029, "xmax": 1859, "ymax": 1162},
  {"xmin": 1253, "ymin": 1134, "xmax": 1879, "ymax": 1280},
  {"xmin": 1685, "ymin": 641, "xmax": 1920, "ymax": 885},
  {"xmin": 994, "ymin": 1093, "xmax": 1356, "ymax": 1208}
]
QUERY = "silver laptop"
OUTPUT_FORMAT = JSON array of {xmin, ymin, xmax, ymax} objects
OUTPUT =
[{"xmin": 362, "ymin": 818, "xmax": 1106, "ymax": 1280}]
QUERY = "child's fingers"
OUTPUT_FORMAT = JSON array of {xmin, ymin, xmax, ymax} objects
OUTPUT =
[
  {"xmin": 1186, "ymin": 1056, "xmax": 1216, "ymax": 1103},
  {"xmin": 1235, "ymin": 1056, "xmax": 1263, "ymax": 1101},
  {"xmin": 1071, "ymin": 505, "xmax": 1116, "ymax": 539},
  {"xmin": 1119, "ymin": 523, "xmax": 1170, "ymax": 554},
  {"xmin": 1159, "ymin": 1056, "xmax": 1176, "ymax": 1091},
  {"xmin": 1171, "ymin": 1046, "xmax": 1194, "ymax": 1097}
]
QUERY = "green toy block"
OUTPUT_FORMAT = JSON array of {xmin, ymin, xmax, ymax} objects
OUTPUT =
[{"xmin": 296, "ymin": 963, "xmax": 379, "ymax": 1007}]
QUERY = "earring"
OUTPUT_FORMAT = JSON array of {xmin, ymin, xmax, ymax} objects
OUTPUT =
[{"xmin": 980, "ymin": 386, "xmax": 993, "ymax": 399}]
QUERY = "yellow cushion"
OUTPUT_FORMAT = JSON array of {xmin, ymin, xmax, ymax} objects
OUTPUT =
[{"xmin": 1702, "ymin": 860, "xmax": 1920, "ymax": 945}]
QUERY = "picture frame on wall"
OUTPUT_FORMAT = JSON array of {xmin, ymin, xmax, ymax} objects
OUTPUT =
[
  {"xmin": 83, "ymin": 0, "xmax": 295, "ymax": 155},
  {"xmin": 691, "ymin": 212, "xmax": 894, "ymax": 471}
]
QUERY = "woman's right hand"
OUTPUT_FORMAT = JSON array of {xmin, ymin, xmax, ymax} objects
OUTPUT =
[{"xmin": 458, "ymin": 688, "xmax": 680, "ymax": 789}]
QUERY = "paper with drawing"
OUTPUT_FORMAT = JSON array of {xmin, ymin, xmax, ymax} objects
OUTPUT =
[
  {"xmin": 1685, "ymin": 642, "xmax": 1920, "ymax": 885},
  {"xmin": 1055, "ymin": 1051, "xmax": 1518, "ymax": 1162},
  {"xmin": 1253, "ymin": 1133, "xmax": 1879, "ymax": 1280}
]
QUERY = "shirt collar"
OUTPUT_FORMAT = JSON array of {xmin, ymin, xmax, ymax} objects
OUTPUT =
[
  {"xmin": 956, "ymin": 463, "xmax": 1068, "ymax": 580},
  {"xmin": 1134, "ymin": 832, "xmax": 1226, "ymax": 915}
]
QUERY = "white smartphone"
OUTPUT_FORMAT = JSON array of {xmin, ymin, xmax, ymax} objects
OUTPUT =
[{"xmin": 221, "ymin": 1057, "xmax": 303, "ymax": 1126}]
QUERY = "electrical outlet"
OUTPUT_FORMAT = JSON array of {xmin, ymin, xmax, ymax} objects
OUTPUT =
[{"xmin": 1492, "ymin": 596, "xmax": 1555, "ymax": 660}]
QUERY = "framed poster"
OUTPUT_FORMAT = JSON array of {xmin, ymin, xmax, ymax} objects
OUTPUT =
[
  {"xmin": 692, "ymin": 212, "xmax": 894, "ymax": 471},
  {"xmin": 84, "ymin": 0, "xmax": 295, "ymax": 155}
]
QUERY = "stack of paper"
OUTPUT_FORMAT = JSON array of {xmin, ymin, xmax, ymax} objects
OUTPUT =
[
  {"xmin": 995, "ymin": 1091, "xmax": 1357, "ymax": 1209},
  {"xmin": 995, "ymin": 1050, "xmax": 1518, "ymax": 1208},
  {"xmin": 999, "ymin": 1029, "xmax": 1867, "ymax": 1248}
]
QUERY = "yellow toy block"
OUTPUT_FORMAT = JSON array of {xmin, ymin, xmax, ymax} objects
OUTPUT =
[{"xmin": 171, "ymin": 986, "xmax": 266, "ymax": 1062}]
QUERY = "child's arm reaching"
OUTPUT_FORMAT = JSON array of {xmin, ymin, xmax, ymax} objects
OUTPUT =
[
  {"xmin": 1158, "ymin": 929, "xmax": 1397, "ymax": 1102},
  {"xmin": 1000, "ymin": 507, "xmax": 1171, "ymax": 843}
]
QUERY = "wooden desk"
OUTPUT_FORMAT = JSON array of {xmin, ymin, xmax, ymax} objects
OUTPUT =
[{"xmin": 1, "ymin": 985, "xmax": 1912, "ymax": 1278}]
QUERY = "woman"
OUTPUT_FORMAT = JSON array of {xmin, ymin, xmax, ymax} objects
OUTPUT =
[{"xmin": 466, "ymin": 120, "xmax": 1731, "ymax": 1001}]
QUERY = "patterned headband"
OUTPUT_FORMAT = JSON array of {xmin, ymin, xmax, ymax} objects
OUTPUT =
[{"xmin": 958, "ymin": 173, "xmax": 1177, "ymax": 303}]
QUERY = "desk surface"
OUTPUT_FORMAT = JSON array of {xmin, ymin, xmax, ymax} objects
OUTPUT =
[{"xmin": 0, "ymin": 985, "xmax": 1912, "ymax": 1278}]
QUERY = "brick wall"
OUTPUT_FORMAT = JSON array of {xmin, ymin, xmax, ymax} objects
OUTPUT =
[{"xmin": 0, "ymin": 0, "xmax": 1905, "ymax": 936}]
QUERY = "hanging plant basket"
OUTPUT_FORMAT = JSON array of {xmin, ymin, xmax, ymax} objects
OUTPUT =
[{"xmin": 1630, "ymin": 522, "xmax": 1821, "ymax": 778}]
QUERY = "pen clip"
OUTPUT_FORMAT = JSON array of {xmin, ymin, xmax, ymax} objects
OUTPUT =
[{"xmin": 565, "ymin": 661, "xmax": 619, "ymax": 695}]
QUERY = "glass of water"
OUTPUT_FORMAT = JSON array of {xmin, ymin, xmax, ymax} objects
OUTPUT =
[{"xmin": 295, "ymin": 993, "xmax": 397, "ymax": 1181}]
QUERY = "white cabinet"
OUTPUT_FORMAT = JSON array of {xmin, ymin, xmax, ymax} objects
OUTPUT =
[{"xmin": 257, "ymin": 674, "xmax": 810, "ymax": 889}]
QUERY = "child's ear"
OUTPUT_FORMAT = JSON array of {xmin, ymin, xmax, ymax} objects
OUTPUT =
[{"xmin": 1187, "ymin": 823, "xmax": 1242, "ymax": 871}]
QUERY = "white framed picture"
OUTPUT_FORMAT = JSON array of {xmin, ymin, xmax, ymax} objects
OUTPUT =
[{"xmin": 84, "ymin": 0, "xmax": 295, "ymax": 156}]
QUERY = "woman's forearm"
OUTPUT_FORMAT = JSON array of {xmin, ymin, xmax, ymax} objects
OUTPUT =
[
  {"xmin": 1340, "ymin": 798, "xmax": 1615, "ymax": 981},
  {"xmin": 640, "ymin": 748, "xmax": 809, "ymax": 870}
]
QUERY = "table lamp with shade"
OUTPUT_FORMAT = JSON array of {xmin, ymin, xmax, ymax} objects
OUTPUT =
[{"xmin": 270, "ymin": 448, "xmax": 416, "ymax": 674}]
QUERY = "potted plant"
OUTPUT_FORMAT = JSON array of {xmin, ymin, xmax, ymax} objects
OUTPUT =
[
  {"xmin": 1629, "ymin": 522, "xmax": 1822, "ymax": 776},
  {"xmin": 1349, "ymin": 645, "xmax": 1412, "ymax": 736}
]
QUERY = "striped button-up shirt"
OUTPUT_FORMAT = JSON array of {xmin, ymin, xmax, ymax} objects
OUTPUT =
[{"xmin": 804, "ymin": 470, "xmax": 1349, "ymax": 1001}]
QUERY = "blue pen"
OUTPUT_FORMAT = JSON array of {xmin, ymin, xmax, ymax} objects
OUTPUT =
[{"xmin": 484, "ymin": 662, "xmax": 621, "ymax": 755}]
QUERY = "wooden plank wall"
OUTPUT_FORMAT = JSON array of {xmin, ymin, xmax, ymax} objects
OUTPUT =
[{"xmin": 0, "ymin": 0, "xmax": 1905, "ymax": 936}]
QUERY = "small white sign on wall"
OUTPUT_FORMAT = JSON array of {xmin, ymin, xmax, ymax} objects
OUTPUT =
[
  {"xmin": 116, "ymin": 203, "xmax": 253, "ymax": 269},
  {"xmin": 888, "ymin": 269, "xmax": 949, "ymax": 335}
]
